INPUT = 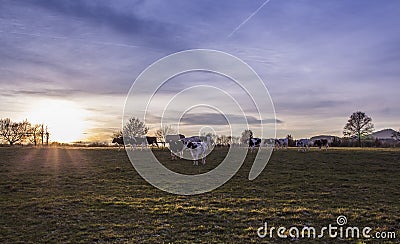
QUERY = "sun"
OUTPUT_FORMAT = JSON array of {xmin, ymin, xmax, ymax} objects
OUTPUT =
[{"xmin": 28, "ymin": 99, "xmax": 89, "ymax": 143}]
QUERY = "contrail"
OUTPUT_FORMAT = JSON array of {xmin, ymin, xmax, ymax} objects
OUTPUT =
[{"xmin": 227, "ymin": 0, "xmax": 271, "ymax": 38}]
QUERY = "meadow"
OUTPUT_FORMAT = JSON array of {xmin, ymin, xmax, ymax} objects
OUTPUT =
[{"xmin": 0, "ymin": 147, "xmax": 399, "ymax": 243}]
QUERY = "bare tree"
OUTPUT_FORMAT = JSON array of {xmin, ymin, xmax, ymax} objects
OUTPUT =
[
  {"xmin": 0, "ymin": 118, "xmax": 30, "ymax": 145},
  {"xmin": 112, "ymin": 130, "xmax": 123, "ymax": 139},
  {"xmin": 393, "ymin": 129, "xmax": 400, "ymax": 141},
  {"xmin": 217, "ymin": 135, "xmax": 232, "ymax": 146},
  {"xmin": 343, "ymin": 111, "xmax": 374, "ymax": 147},
  {"xmin": 36, "ymin": 124, "xmax": 50, "ymax": 145},
  {"xmin": 155, "ymin": 125, "xmax": 176, "ymax": 141},
  {"xmin": 287, "ymin": 134, "xmax": 295, "ymax": 147},
  {"xmin": 240, "ymin": 129, "xmax": 253, "ymax": 144},
  {"xmin": 28, "ymin": 124, "xmax": 42, "ymax": 146},
  {"xmin": 44, "ymin": 125, "xmax": 49, "ymax": 145},
  {"xmin": 123, "ymin": 117, "xmax": 148, "ymax": 137},
  {"xmin": 231, "ymin": 136, "xmax": 240, "ymax": 145}
]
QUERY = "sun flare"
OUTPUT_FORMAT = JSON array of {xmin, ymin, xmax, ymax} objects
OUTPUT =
[{"xmin": 28, "ymin": 99, "xmax": 89, "ymax": 143}]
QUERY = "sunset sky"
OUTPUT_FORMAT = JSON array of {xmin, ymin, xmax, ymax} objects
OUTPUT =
[{"xmin": 1, "ymin": 0, "xmax": 399, "ymax": 142}]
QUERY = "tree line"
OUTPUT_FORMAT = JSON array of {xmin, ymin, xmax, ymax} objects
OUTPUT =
[
  {"xmin": 0, "ymin": 118, "xmax": 49, "ymax": 146},
  {"xmin": 115, "ymin": 111, "xmax": 400, "ymax": 148}
]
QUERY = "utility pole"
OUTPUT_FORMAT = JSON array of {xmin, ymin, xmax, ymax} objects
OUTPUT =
[
  {"xmin": 45, "ymin": 126, "xmax": 49, "ymax": 145},
  {"xmin": 41, "ymin": 124, "xmax": 44, "ymax": 145}
]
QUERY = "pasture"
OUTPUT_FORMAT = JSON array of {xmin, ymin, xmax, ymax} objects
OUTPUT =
[{"xmin": 0, "ymin": 147, "xmax": 399, "ymax": 243}]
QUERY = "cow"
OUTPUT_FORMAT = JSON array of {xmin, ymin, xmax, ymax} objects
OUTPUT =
[
  {"xmin": 146, "ymin": 136, "xmax": 159, "ymax": 147},
  {"xmin": 185, "ymin": 141, "xmax": 208, "ymax": 165},
  {"xmin": 165, "ymin": 134, "xmax": 185, "ymax": 143},
  {"xmin": 275, "ymin": 138, "xmax": 289, "ymax": 150},
  {"xmin": 199, "ymin": 136, "xmax": 214, "ymax": 147},
  {"xmin": 130, "ymin": 137, "xmax": 146, "ymax": 150},
  {"xmin": 181, "ymin": 136, "xmax": 201, "ymax": 145},
  {"xmin": 112, "ymin": 136, "xmax": 137, "ymax": 151},
  {"xmin": 274, "ymin": 139, "xmax": 280, "ymax": 150},
  {"xmin": 296, "ymin": 139, "xmax": 311, "ymax": 152},
  {"xmin": 169, "ymin": 140, "xmax": 184, "ymax": 160},
  {"xmin": 261, "ymin": 138, "xmax": 276, "ymax": 148},
  {"xmin": 165, "ymin": 134, "xmax": 185, "ymax": 160},
  {"xmin": 112, "ymin": 136, "xmax": 125, "ymax": 150},
  {"xmin": 249, "ymin": 138, "xmax": 262, "ymax": 152},
  {"xmin": 180, "ymin": 136, "xmax": 202, "ymax": 153},
  {"xmin": 314, "ymin": 139, "xmax": 329, "ymax": 150}
]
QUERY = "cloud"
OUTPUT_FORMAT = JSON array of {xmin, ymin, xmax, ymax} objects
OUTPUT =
[
  {"xmin": 6, "ymin": 88, "xmax": 83, "ymax": 97},
  {"xmin": 26, "ymin": 1, "xmax": 170, "ymax": 35},
  {"xmin": 1, "ymin": 0, "xmax": 400, "ymax": 140},
  {"xmin": 179, "ymin": 112, "xmax": 282, "ymax": 125}
]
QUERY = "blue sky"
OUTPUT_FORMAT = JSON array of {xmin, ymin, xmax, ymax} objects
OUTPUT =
[{"xmin": 1, "ymin": 0, "xmax": 399, "ymax": 142}]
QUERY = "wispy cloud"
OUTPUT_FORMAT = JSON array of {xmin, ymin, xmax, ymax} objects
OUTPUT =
[
  {"xmin": 150, "ymin": 112, "xmax": 282, "ymax": 126},
  {"xmin": 23, "ymin": 0, "xmax": 181, "ymax": 47},
  {"xmin": 1, "ymin": 0, "xmax": 399, "ymax": 140}
]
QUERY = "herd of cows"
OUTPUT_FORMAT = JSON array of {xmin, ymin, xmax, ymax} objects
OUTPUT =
[
  {"xmin": 112, "ymin": 134, "xmax": 211, "ymax": 165},
  {"xmin": 112, "ymin": 134, "xmax": 330, "ymax": 165},
  {"xmin": 250, "ymin": 137, "xmax": 329, "ymax": 152}
]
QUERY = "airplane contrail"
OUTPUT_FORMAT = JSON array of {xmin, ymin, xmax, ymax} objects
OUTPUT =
[{"xmin": 227, "ymin": 0, "xmax": 271, "ymax": 38}]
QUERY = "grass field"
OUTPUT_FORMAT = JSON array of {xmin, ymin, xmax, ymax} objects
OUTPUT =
[{"xmin": 0, "ymin": 147, "xmax": 399, "ymax": 243}]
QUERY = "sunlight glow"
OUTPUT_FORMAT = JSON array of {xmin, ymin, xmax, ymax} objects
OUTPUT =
[{"xmin": 28, "ymin": 99, "xmax": 89, "ymax": 143}]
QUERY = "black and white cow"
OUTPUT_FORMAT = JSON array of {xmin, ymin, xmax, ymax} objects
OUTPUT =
[
  {"xmin": 112, "ymin": 136, "xmax": 137, "ymax": 151},
  {"xmin": 296, "ymin": 139, "xmax": 311, "ymax": 152},
  {"xmin": 185, "ymin": 141, "xmax": 208, "ymax": 165},
  {"xmin": 314, "ymin": 139, "xmax": 329, "ymax": 150},
  {"xmin": 130, "ymin": 137, "xmax": 146, "ymax": 150},
  {"xmin": 166, "ymin": 134, "xmax": 185, "ymax": 160},
  {"xmin": 165, "ymin": 134, "xmax": 185, "ymax": 142},
  {"xmin": 169, "ymin": 140, "xmax": 184, "ymax": 160},
  {"xmin": 249, "ymin": 138, "xmax": 262, "ymax": 152},
  {"xmin": 112, "ymin": 136, "xmax": 125, "ymax": 150},
  {"xmin": 146, "ymin": 136, "xmax": 159, "ymax": 147},
  {"xmin": 261, "ymin": 138, "xmax": 276, "ymax": 148},
  {"xmin": 275, "ymin": 138, "xmax": 289, "ymax": 150},
  {"xmin": 199, "ymin": 136, "xmax": 214, "ymax": 147},
  {"xmin": 180, "ymin": 136, "xmax": 202, "ymax": 145}
]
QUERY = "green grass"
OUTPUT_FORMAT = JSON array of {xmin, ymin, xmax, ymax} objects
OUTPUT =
[{"xmin": 0, "ymin": 147, "xmax": 399, "ymax": 243}]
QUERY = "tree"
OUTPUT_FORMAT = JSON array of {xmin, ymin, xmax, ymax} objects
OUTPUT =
[
  {"xmin": 43, "ymin": 125, "xmax": 50, "ymax": 145},
  {"xmin": 287, "ymin": 134, "xmax": 295, "ymax": 147},
  {"xmin": 155, "ymin": 124, "xmax": 176, "ymax": 141},
  {"xmin": 240, "ymin": 129, "xmax": 253, "ymax": 144},
  {"xmin": 28, "ymin": 124, "xmax": 42, "ymax": 146},
  {"xmin": 231, "ymin": 136, "xmax": 240, "ymax": 145},
  {"xmin": 216, "ymin": 135, "xmax": 231, "ymax": 146},
  {"xmin": 123, "ymin": 117, "xmax": 148, "ymax": 137},
  {"xmin": 331, "ymin": 137, "xmax": 341, "ymax": 147},
  {"xmin": 343, "ymin": 111, "xmax": 374, "ymax": 147},
  {"xmin": 112, "ymin": 130, "xmax": 123, "ymax": 138},
  {"xmin": 393, "ymin": 129, "xmax": 400, "ymax": 141},
  {"xmin": 37, "ymin": 124, "xmax": 49, "ymax": 145},
  {"xmin": 0, "ymin": 118, "xmax": 30, "ymax": 145}
]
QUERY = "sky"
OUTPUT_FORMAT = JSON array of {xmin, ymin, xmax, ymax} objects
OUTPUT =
[{"xmin": 1, "ymin": 0, "xmax": 399, "ymax": 142}]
